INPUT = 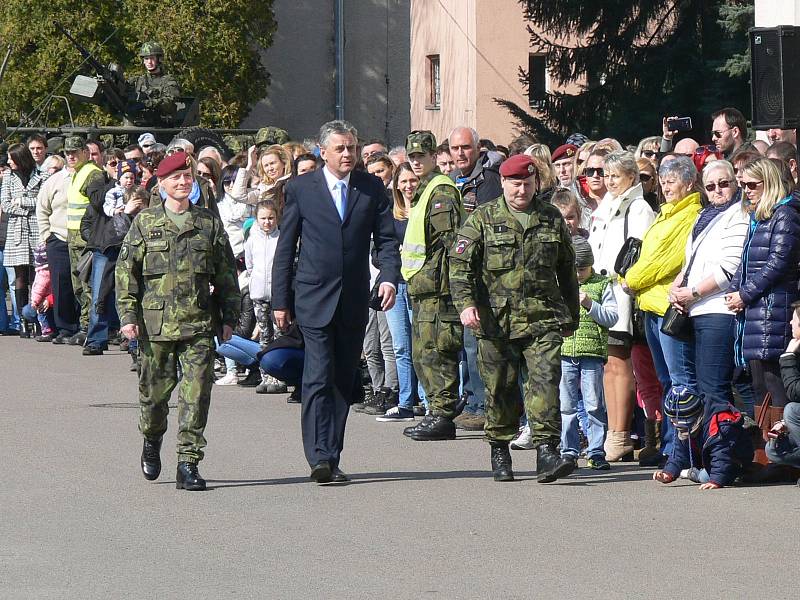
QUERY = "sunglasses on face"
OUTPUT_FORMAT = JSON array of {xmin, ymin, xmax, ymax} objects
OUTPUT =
[
  {"xmin": 741, "ymin": 180, "xmax": 763, "ymax": 190},
  {"xmin": 584, "ymin": 167, "xmax": 604, "ymax": 177},
  {"xmin": 704, "ymin": 180, "xmax": 730, "ymax": 192},
  {"xmin": 641, "ymin": 150, "xmax": 656, "ymax": 158},
  {"xmin": 711, "ymin": 129, "xmax": 730, "ymax": 138},
  {"xmin": 106, "ymin": 160, "xmax": 118, "ymax": 168},
  {"xmin": 197, "ymin": 171, "xmax": 212, "ymax": 179},
  {"xmin": 639, "ymin": 173, "xmax": 653, "ymax": 182}
]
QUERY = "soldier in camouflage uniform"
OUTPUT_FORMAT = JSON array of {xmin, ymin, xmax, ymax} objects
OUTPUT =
[
  {"xmin": 449, "ymin": 154, "xmax": 580, "ymax": 483},
  {"xmin": 127, "ymin": 42, "xmax": 181, "ymax": 127},
  {"xmin": 115, "ymin": 151, "xmax": 240, "ymax": 491},
  {"xmin": 254, "ymin": 127, "xmax": 290, "ymax": 149},
  {"xmin": 399, "ymin": 131, "xmax": 465, "ymax": 441}
]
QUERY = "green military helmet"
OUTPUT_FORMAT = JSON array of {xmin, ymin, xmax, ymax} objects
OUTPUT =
[
  {"xmin": 255, "ymin": 126, "xmax": 290, "ymax": 147},
  {"xmin": 405, "ymin": 130, "xmax": 436, "ymax": 155},
  {"xmin": 223, "ymin": 135, "xmax": 242, "ymax": 154},
  {"xmin": 139, "ymin": 41, "xmax": 164, "ymax": 58}
]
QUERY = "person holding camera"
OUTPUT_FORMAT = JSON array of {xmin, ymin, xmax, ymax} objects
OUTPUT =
[{"xmin": 768, "ymin": 302, "xmax": 800, "ymax": 472}]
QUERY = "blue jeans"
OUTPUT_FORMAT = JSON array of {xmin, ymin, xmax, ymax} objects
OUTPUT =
[
  {"xmin": 644, "ymin": 312, "xmax": 697, "ymax": 459},
  {"xmin": 560, "ymin": 356, "xmax": 607, "ymax": 458},
  {"xmin": 87, "ymin": 249, "xmax": 120, "ymax": 349},
  {"xmin": 692, "ymin": 313, "xmax": 736, "ymax": 413},
  {"xmin": 0, "ymin": 250, "xmax": 19, "ymax": 330},
  {"xmin": 217, "ymin": 335, "xmax": 304, "ymax": 385},
  {"xmin": 22, "ymin": 303, "xmax": 54, "ymax": 332},
  {"xmin": 384, "ymin": 282, "xmax": 426, "ymax": 409},
  {"xmin": 463, "ymin": 327, "xmax": 486, "ymax": 416}
]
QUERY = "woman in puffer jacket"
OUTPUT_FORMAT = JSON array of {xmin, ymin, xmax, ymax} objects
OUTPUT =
[{"xmin": 726, "ymin": 158, "xmax": 800, "ymax": 408}]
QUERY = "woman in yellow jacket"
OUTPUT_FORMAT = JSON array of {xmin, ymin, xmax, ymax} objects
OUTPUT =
[{"xmin": 621, "ymin": 155, "xmax": 702, "ymax": 464}]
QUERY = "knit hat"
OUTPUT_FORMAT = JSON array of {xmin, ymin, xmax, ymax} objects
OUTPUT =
[
  {"xmin": 117, "ymin": 159, "xmax": 140, "ymax": 180},
  {"xmin": 572, "ymin": 235, "xmax": 594, "ymax": 268},
  {"xmin": 663, "ymin": 386, "xmax": 703, "ymax": 430}
]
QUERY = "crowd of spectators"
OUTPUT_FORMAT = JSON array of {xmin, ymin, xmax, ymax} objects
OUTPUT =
[{"xmin": 4, "ymin": 108, "xmax": 800, "ymax": 488}]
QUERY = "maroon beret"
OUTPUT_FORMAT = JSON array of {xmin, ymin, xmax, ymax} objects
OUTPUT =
[
  {"xmin": 499, "ymin": 154, "xmax": 537, "ymax": 179},
  {"xmin": 551, "ymin": 143, "xmax": 578, "ymax": 163},
  {"xmin": 156, "ymin": 150, "xmax": 192, "ymax": 178}
]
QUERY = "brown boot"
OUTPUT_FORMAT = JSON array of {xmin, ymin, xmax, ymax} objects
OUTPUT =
[
  {"xmin": 605, "ymin": 430, "xmax": 635, "ymax": 462},
  {"xmin": 638, "ymin": 419, "xmax": 662, "ymax": 466}
]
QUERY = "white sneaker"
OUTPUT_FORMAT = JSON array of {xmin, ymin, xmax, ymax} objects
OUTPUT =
[
  {"xmin": 215, "ymin": 371, "xmax": 238, "ymax": 386},
  {"xmin": 510, "ymin": 424, "xmax": 535, "ymax": 450}
]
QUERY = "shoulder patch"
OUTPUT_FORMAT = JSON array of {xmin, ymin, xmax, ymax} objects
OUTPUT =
[
  {"xmin": 455, "ymin": 238, "xmax": 471, "ymax": 254},
  {"xmin": 119, "ymin": 245, "xmax": 129, "ymax": 260}
]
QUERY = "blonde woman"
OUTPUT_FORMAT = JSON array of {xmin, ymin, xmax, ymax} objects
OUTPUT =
[
  {"xmin": 725, "ymin": 158, "xmax": 800, "ymax": 408},
  {"xmin": 232, "ymin": 144, "xmax": 292, "ymax": 205},
  {"xmin": 524, "ymin": 143, "xmax": 557, "ymax": 203}
]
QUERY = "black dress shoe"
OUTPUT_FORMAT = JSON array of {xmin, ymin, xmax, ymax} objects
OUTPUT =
[
  {"xmin": 310, "ymin": 461, "xmax": 332, "ymax": 483},
  {"xmin": 176, "ymin": 461, "xmax": 206, "ymax": 491},
  {"xmin": 490, "ymin": 442, "xmax": 514, "ymax": 482},
  {"xmin": 403, "ymin": 415, "xmax": 456, "ymax": 441},
  {"xmin": 141, "ymin": 437, "xmax": 162, "ymax": 481},
  {"xmin": 329, "ymin": 468, "xmax": 350, "ymax": 484},
  {"xmin": 536, "ymin": 443, "xmax": 575, "ymax": 483},
  {"xmin": 286, "ymin": 388, "xmax": 301, "ymax": 404}
]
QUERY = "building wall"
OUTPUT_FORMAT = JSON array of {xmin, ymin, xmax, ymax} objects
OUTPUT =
[
  {"xmin": 243, "ymin": 0, "xmax": 410, "ymax": 146},
  {"xmin": 409, "ymin": 0, "xmax": 476, "ymax": 144},
  {"xmin": 755, "ymin": 0, "xmax": 800, "ymax": 25}
]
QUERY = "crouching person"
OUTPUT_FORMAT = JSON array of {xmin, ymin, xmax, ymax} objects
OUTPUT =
[{"xmin": 653, "ymin": 386, "xmax": 754, "ymax": 489}]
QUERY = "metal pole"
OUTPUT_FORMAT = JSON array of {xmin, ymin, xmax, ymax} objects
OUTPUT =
[
  {"xmin": 334, "ymin": 0, "xmax": 344, "ymax": 120},
  {"xmin": 0, "ymin": 44, "xmax": 13, "ymax": 87}
]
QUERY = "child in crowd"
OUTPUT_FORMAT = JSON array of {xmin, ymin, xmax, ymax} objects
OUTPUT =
[
  {"xmin": 552, "ymin": 188, "xmax": 589, "ymax": 238},
  {"xmin": 766, "ymin": 302, "xmax": 800, "ymax": 471},
  {"xmin": 560, "ymin": 236, "xmax": 618, "ymax": 470},
  {"xmin": 103, "ymin": 160, "xmax": 140, "ymax": 217},
  {"xmin": 653, "ymin": 386, "xmax": 754, "ymax": 490},
  {"xmin": 22, "ymin": 243, "xmax": 55, "ymax": 340},
  {"xmin": 217, "ymin": 165, "xmax": 253, "ymax": 258},
  {"xmin": 245, "ymin": 198, "xmax": 284, "ymax": 394}
]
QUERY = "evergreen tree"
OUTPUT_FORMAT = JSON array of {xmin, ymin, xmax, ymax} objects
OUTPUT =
[
  {"xmin": 0, "ymin": 1, "xmax": 276, "ymax": 127},
  {"xmin": 495, "ymin": 0, "xmax": 753, "ymax": 145}
]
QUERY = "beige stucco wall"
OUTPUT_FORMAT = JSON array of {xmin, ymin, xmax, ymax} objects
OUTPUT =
[
  {"xmin": 474, "ymin": 0, "xmax": 532, "ymax": 145},
  {"xmin": 410, "ymin": 0, "xmax": 476, "ymax": 144}
]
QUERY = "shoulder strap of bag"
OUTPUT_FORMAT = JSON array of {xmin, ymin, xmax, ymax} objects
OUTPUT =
[{"xmin": 756, "ymin": 392, "xmax": 773, "ymax": 429}]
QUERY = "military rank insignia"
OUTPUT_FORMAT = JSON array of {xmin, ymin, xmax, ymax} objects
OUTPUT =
[
  {"xmin": 148, "ymin": 230, "xmax": 163, "ymax": 239},
  {"xmin": 455, "ymin": 238, "xmax": 470, "ymax": 254}
]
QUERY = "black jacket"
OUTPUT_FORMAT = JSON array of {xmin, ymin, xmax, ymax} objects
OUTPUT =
[
  {"xmin": 234, "ymin": 288, "xmax": 256, "ymax": 339},
  {"xmin": 450, "ymin": 152, "xmax": 503, "ymax": 212}
]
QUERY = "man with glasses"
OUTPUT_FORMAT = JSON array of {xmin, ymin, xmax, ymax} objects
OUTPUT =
[{"xmin": 711, "ymin": 107, "xmax": 747, "ymax": 159}]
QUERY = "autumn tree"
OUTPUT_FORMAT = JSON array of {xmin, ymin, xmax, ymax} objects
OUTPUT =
[{"xmin": 0, "ymin": 1, "xmax": 276, "ymax": 127}]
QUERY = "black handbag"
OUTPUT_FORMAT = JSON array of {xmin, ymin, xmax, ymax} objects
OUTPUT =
[
  {"xmin": 613, "ymin": 200, "xmax": 642, "ymax": 277},
  {"xmin": 659, "ymin": 242, "xmax": 699, "ymax": 341}
]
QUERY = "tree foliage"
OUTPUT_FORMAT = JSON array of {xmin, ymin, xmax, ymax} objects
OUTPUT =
[
  {"xmin": 495, "ymin": 0, "xmax": 754, "ymax": 146},
  {"xmin": 0, "ymin": 1, "xmax": 276, "ymax": 127}
]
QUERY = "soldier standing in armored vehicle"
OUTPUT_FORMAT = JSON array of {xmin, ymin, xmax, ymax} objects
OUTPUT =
[{"xmin": 127, "ymin": 42, "xmax": 181, "ymax": 127}]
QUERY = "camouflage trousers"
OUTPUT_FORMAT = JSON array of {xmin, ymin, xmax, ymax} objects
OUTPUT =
[
  {"xmin": 478, "ymin": 331, "xmax": 562, "ymax": 446},
  {"xmin": 411, "ymin": 296, "xmax": 463, "ymax": 418},
  {"xmin": 67, "ymin": 229, "xmax": 91, "ymax": 330},
  {"xmin": 138, "ymin": 336, "xmax": 215, "ymax": 463}
]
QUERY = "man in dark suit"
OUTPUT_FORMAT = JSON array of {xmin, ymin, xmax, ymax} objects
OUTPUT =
[{"xmin": 272, "ymin": 120, "xmax": 400, "ymax": 484}]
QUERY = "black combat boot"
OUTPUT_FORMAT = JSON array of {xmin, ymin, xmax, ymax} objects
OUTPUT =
[
  {"xmin": 490, "ymin": 442, "xmax": 514, "ymax": 482},
  {"xmin": 403, "ymin": 414, "xmax": 456, "ymax": 441},
  {"xmin": 536, "ymin": 443, "xmax": 575, "ymax": 483},
  {"xmin": 176, "ymin": 462, "xmax": 206, "ymax": 491},
  {"xmin": 141, "ymin": 437, "xmax": 162, "ymax": 481}
]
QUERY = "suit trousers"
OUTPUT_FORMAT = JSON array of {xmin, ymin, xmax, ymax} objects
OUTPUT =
[
  {"xmin": 45, "ymin": 234, "xmax": 79, "ymax": 334},
  {"xmin": 300, "ymin": 316, "xmax": 365, "ymax": 469}
]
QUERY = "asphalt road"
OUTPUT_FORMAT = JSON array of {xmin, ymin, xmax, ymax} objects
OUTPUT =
[{"xmin": 1, "ymin": 336, "xmax": 797, "ymax": 599}]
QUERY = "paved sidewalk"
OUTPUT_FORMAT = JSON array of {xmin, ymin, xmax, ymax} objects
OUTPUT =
[{"xmin": 0, "ymin": 337, "xmax": 795, "ymax": 599}]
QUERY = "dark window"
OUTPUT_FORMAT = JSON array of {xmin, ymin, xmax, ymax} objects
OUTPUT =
[
  {"xmin": 427, "ymin": 54, "xmax": 441, "ymax": 109},
  {"xmin": 528, "ymin": 53, "xmax": 547, "ymax": 108}
]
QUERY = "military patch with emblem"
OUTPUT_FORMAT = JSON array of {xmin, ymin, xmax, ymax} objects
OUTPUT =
[
  {"xmin": 434, "ymin": 202, "xmax": 442, "ymax": 209},
  {"xmin": 493, "ymin": 225, "xmax": 508, "ymax": 233},
  {"xmin": 455, "ymin": 238, "xmax": 470, "ymax": 254},
  {"xmin": 120, "ymin": 245, "xmax": 129, "ymax": 260}
]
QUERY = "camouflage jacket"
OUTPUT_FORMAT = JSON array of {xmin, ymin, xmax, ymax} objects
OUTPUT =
[
  {"xmin": 115, "ymin": 203, "xmax": 240, "ymax": 341},
  {"xmin": 129, "ymin": 70, "xmax": 180, "ymax": 124},
  {"xmin": 405, "ymin": 170, "xmax": 463, "ymax": 302},
  {"xmin": 449, "ymin": 195, "xmax": 580, "ymax": 339}
]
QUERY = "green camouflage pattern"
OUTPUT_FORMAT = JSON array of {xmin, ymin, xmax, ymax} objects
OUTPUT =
[
  {"xmin": 405, "ymin": 130, "xmax": 436, "ymax": 155},
  {"xmin": 405, "ymin": 172, "xmax": 463, "ymax": 298},
  {"xmin": 129, "ymin": 71, "xmax": 180, "ymax": 126},
  {"xmin": 67, "ymin": 229, "xmax": 91, "ymax": 330},
  {"xmin": 478, "ymin": 333, "xmax": 563, "ymax": 445},
  {"xmin": 449, "ymin": 195, "xmax": 580, "ymax": 339},
  {"xmin": 255, "ymin": 126, "xmax": 290, "ymax": 147},
  {"xmin": 138, "ymin": 336, "xmax": 214, "ymax": 463},
  {"xmin": 115, "ymin": 203, "xmax": 240, "ymax": 341},
  {"xmin": 224, "ymin": 134, "xmax": 256, "ymax": 155},
  {"xmin": 138, "ymin": 41, "xmax": 164, "ymax": 57},
  {"xmin": 411, "ymin": 296, "xmax": 463, "ymax": 418},
  {"xmin": 406, "ymin": 172, "xmax": 464, "ymax": 418}
]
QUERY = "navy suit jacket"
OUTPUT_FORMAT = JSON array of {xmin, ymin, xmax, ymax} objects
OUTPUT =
[{"xmin": 271, "ymin": 168, "xmax": 400, "ymax": 329}]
